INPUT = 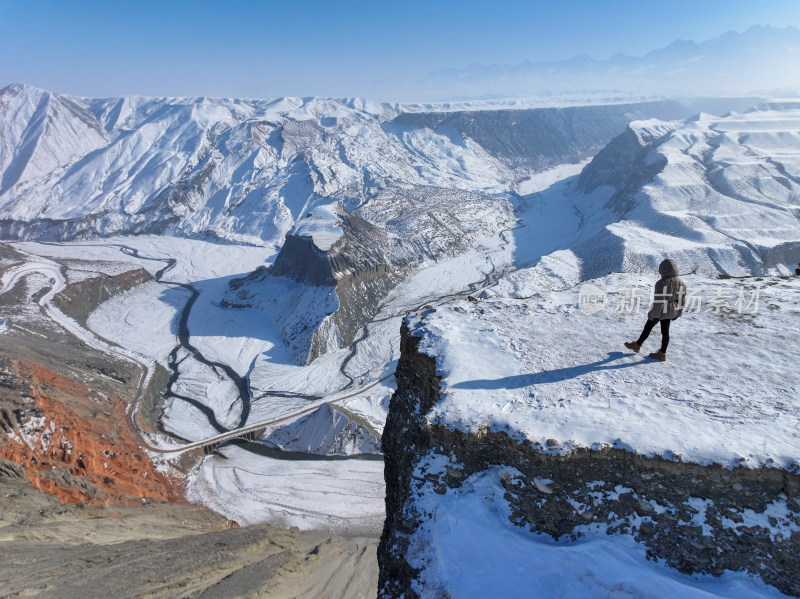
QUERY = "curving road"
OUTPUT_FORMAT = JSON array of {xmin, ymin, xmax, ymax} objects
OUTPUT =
[
  {"xmin": 1, "ymin": 245, "xmax": 394, "ymax": 455},
  {"xmin": 4, "ymin": 233, "xmax": 522, "ymax": 456}
]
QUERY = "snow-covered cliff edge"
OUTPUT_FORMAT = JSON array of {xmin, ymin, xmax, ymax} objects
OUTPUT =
[{"xmin": 379, "ymin": 275, "xmax": 800, "ymax": 597}]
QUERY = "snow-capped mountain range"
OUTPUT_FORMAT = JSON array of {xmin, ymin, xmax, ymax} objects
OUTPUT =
[
  {"xmin": 0, "ymin": 82, "xmax": 755, "ymax": 247},
  {"xmin": 423, "ymin": 25, "xmax": 800, "ymax": 101},
  {"xmin": 489, "ymin": 102, "xmax": 800, "ymax": 304}
]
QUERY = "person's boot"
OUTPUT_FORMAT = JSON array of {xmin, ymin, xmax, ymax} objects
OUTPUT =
[
  {"xmin": 624, "ymin": 341, "xmax": 641, "ymax": 353},
  {"xmin": 648, "ymin": 351, "xmax": 667, "ymax": 361}
]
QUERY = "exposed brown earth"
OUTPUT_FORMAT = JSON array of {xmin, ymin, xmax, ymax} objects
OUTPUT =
[
  {"xmin": 0, "ymin": 357, "xmax": 180, "ymax": 505},
  {"xmin": 0, "ymin": 249, "xmax": 181, "ymax": 506}
]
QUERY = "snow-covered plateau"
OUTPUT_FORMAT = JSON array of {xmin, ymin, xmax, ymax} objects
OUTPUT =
[
  {"xmin": 373, "ymin": 106, "xmax": 800, "ymax": 597},
  {"xmin": 1, "ymin": 84, "xmax": 800, "ymax": 597}
]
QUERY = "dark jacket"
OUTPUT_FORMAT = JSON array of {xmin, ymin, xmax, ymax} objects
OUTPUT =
[{"xmin": 647, "ymin": 259, "xmax": 687, "ymax": 320}]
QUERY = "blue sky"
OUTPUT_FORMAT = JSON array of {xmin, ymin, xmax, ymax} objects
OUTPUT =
[{"xmin": 1, "ymin": 0, "xmax": 798, "ymax": 100}]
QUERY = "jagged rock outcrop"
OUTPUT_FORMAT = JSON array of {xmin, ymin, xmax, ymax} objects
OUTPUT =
[
  {"xmin": 224, "ymin": 187, "xmax": 516, "ymax": 364},
  {"xmin": 270, "ymin": 235, "xmax": 339, "ymax": 286},
  {"xmin": 274, "ymin": 207, "xmax": 420, "ymax": 358},
  {"xmin": 222, "ymin": 206, "xmax": 418, "ymax": 364},
  {"xmin": 378, "ymin": 321, "xmax": 800, "ymax": 597},
  {"xmin": 379, "ymin": 320, "xmax": 445, "ymax": 598}
]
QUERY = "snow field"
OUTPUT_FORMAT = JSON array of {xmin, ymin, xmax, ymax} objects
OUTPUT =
[{"xmin": 9, "ymin": 237, "xmax": 394, "ymax": 531}]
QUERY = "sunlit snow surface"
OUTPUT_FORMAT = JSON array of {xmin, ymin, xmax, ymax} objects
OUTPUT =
[
  {"xmin": 404, "ymin": 270, "xmax": 799, "ymax": 595},
  {"xmin": 585, "ymin": 105, "xmax": 800, "ymax": 277},
  {"xmin": 186, "ymin": 445, "xmax": 385, "ymax": 533}
]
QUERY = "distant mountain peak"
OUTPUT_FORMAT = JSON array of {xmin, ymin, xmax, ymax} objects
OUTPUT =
[{"xmin": 421, "ymin": 26, "xmax": 800, "ymax": 101}]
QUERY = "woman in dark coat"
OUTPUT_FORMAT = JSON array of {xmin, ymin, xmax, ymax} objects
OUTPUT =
[{"xmin": 624, "ymin": 259, "xmax": 687, "ymax": 361}]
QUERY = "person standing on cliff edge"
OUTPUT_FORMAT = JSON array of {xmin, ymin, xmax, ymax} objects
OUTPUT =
[{"xmin": 624, "ymin": 259, "xmax": 687, "ymax": 362}]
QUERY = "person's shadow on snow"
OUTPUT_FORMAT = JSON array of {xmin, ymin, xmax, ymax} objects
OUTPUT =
[{"xmin": 451, "ymin": 351, "xmax": 649, "ymax": 390}]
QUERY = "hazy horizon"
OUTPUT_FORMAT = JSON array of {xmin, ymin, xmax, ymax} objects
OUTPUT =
[{"xmin": 2, "ymin": 0, "xmax": 800, "ymax": 102}]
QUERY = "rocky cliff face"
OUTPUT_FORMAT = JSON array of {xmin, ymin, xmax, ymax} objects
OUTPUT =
[
  {"xmin": 379, "ymin": 320, "xmax": 445, "ymax": 597},
  {"xmin": 222, "ymin": 207, "xmax": 417, "ymax": 365},
  {"xmin": 378, "ymin": 321, "xmax": 800, "ymax": 598},
  {"xmin": 224, "ymin": 185, "xmax": 516, "ymax": 365}
]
